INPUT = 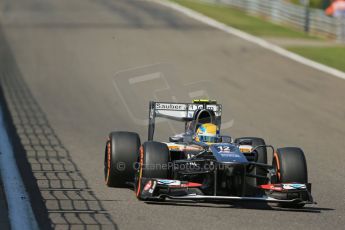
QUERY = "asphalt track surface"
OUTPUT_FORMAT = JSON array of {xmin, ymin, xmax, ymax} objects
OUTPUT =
[{"xmin": 0, "ymin": 0, "xmax": 344, "ymax": 229}]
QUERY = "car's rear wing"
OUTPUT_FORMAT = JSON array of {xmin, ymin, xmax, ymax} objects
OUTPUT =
[{"xmin": 148, "ymin": 100, "xmax": 222, "ymax": 141}]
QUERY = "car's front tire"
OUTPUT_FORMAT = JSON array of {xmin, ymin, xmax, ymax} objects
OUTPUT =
[
  {"xmin": 104, "ymin": 131, "xmax": 141, "ymax": 188},
  {"xmin": 273, "ymin": 147, "xmax": 308, "ymax": 208}
]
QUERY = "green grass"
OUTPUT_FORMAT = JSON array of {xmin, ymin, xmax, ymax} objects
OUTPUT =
[
  {"xmin": 171, "ymin": 0, "xmax": 315, "ymax": 38},
  {"xmin": 288, "ymin": 47, "xmax": 345, "ymax": 72}
]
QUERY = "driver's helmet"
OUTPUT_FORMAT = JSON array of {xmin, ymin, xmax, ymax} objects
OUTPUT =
[{"xmin": 194, "ymin": 123, "xmax": 219, "ymax": 143}]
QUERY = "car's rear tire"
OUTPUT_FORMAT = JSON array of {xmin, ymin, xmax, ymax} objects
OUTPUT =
[
  {"xmin": 136, "ymin": 141, "xmax": 170, "ymax": 199},
  {"xmin": 235, "ymin": 137, "xmax": 267, "ymax": 185},
  {"xmin": 104, "ymin": 131, "xmax": 141, "ymax": 188},
  {"xmin": 273, "ymin": 147, "xmax": 308, "ymax": 208}
]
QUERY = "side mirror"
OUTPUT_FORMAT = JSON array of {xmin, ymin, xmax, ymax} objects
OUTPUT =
[
  {"xmin": 220, "ymin": 135, "xmax": 232, "ymax": 143},
  {"xmin": 169, "ymin": 136, "xmax": 183, "ymax": 142}
]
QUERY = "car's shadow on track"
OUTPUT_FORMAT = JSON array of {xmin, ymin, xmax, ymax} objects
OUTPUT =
[
  {"xmin": 145, "ymin": 200, "xmax": 334, "ymax": 213},
  {"xmin": 230, "ymin": 202, "xmax": 334, "ymax": 213}
]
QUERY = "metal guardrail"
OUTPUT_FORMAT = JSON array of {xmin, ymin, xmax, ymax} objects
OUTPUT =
[{"xmin": 204, "ymin": 0, "xmax": 345, "ymax": 43}]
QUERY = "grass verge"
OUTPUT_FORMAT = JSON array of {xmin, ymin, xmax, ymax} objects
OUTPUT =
[{"xmin": 287, "ymin": 47, "xmax": 345, "ymax": 72}]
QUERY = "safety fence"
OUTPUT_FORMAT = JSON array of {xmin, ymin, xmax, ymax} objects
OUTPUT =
[{"xmin": 204, "ymin": 0, "xmax": 345, "ymax": 43}]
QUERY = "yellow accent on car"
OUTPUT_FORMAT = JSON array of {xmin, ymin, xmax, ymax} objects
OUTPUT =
[
  {"xmin": 193, "ymin": 99, "xmax": 217, "ymax": 104},
  {"xmin": 239, "ymin": 145, "xmax": 253, "ymax": 153},
  {"xmin": 168, "ymin": 145, "xmax": 181, "ymax": 150}
]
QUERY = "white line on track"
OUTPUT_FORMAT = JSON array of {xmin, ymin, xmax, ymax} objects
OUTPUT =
[
  {"xmin": 0, "ymin": 105, "xmax": 39, "ymax": 230},
  {"xmin": 129, "ymin": 72, "xmax": 162, "ymax": 84},
  {"xmin": 151, "ymin": 0, "xmax": 345, "ymax": 81}
]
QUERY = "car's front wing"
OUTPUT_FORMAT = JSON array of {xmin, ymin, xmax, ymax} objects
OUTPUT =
[
  {"xmin": 157, "ymin": 194, "xmax": 314, "ymax": 204},
  {"xmin": 137, "ymin": 178, "xmax": 315, "ymax": 205}
]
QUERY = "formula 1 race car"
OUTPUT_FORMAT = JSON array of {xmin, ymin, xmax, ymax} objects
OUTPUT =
[{"xmin": 104, "ymin": 100, "xmax": 315, "ymax": 208}]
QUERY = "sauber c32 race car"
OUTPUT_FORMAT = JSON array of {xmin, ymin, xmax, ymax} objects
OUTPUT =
[{"xmin": 104, "ymin": 100, "xmax": 315, "ymax": 208}]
